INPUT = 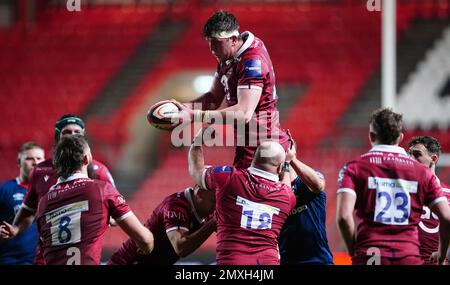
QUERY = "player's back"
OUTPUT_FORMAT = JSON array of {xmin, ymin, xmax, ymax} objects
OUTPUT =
[
  {"xmin": 215, "ymin": 167, "xmax": 296, "ymax": 265},
  {"xmin": 340, "ymin": 145, "xmax": 444, "ymax": 258},
  {"xmin": 109, "ymin": 191, "xmax": 200, "ymax": 265},
  {"xmin": 36, "ymin": 176, "xmax": 128, "ymax": 265}
]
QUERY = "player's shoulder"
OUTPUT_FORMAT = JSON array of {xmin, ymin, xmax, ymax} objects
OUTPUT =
[
  {"xmin": 339, "ymin": 159, "xmax": 358, "ymax": 173},
  {"xmin": 164, "ymin": 191, "xmax": 188, "ymax": 206},
  {"xmin": 34, "ymin": 159, "xmax": 55, "ymax": 174},
  {"xmin": 91, "ymin": 159, "xmax": 110, "ymax": 172},
  {"xmin": 159, "ymin": 191, "xmax": 190, "ymax": 214},
  {"xmin": 440, "ymin": 182, "xmax": 450, "ymax": 197},
  {"xmin": 238, "ymin": 34, "xmax": 265, "ymax": 57},
  {"xmin": 0, "ymin": 178, "xmax": 17, "ymax": 188}
]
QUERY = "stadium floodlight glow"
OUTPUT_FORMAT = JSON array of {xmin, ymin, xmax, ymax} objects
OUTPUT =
[{"xmin": 193, "ymin": 75, "xmax": 214, "ymax": 95}]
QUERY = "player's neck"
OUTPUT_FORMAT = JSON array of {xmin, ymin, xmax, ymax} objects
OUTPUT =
[
  {"xmin": 17, "ymin": 174, "xmax": 28, "ymax": 185},
  {"xmin": 430, "ymin": 164, "xmax": 436, "ymax": 175}
]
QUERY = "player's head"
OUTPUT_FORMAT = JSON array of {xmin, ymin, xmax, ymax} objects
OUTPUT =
[
  {"xmin": 54, "ymin": 114, "xmax": 86, "ymax": 143},
  {"xmin": 251, "ymin": 141, "xmax": 286, "ymax": 175},
  {"xmin": 17, "ymin": 142, "xmax": 45, "ymax": 183},
  {"xmin": 54, "ymin": 134, "xmax": 92, "ymax": 179},
  {"xmin": 407, "ymin": 136, "xmax": 441, "ymax": 171},
  {"xmin": 193, "ymin": 184, "xmax": 215, "ymax": 218},
  {"xmin": 203, "ymin": 10, "xmax": 240, "ymax": 62},
  {"xmin": 369, "ymin": 107, "xmax": 404, "ymax": 146}
]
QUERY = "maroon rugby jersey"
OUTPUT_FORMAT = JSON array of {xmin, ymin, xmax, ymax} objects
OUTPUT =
[
  {"xmin": 211, "ymin": 31, "xmax": 289, "ymax": 168},
  {"xmin": 418, "ymin": 181, "xmax": 450, "ymax": 263},
  {"xmin": 203, "ymin": 165, "xmax": 295, "ymax": 265},
  {"xmin": 22, "ymin": 158, "xmax": 115, "ymax": 264},
  {"xmin": 338, "ymin": 145, "xmax": 445, "ymax": 260},
  {"xmin": 108, "ymin": 188, "xmax": 203, "ymax": 265},
  {"xmin": 36, "ymin": 174, "xmax": 130, "ymax": 265}
]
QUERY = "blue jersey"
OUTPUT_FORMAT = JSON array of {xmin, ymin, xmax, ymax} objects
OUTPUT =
[
  {"xmin": 279, "ymin": 174, "xmax": 333, "ymax": 265},
  {"xmin": 0, "ymin": 178, "xmax": 38, "ymax": 265}
]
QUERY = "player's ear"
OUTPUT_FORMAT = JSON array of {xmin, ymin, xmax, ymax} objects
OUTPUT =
[
  {"xmin": 83, "ymin": 154, "xmax": 89, "ymax": 166},
  {"xmin": 397, "ymin": 132, "xmax": 404, "ymax": 145},
  {"xmin": 431, "ymin": 153, "xmax": 439, "ymax": 165}
]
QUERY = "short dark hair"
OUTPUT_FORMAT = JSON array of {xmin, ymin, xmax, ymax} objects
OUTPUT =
[
  {"xmin": 54, "ymin": 134, "xmax": 89, "ymax": 179},
  {"xmin": 408, "ymin": 136, "xmax": 441, "ymax": 157},
  {"xmin": 18, "ymin": 141, "xmax": 43, "ymax": 163},
  {"xmin": 54, "ymin": 114, "xmax": 86, "ymax": 143},
  {"xmin": 203, "ymin": 10, "xmax": 239, "ymax": 38},
  {"xmin": 369, "ymin": 107, "xmax": 404, "ymax": 145}
]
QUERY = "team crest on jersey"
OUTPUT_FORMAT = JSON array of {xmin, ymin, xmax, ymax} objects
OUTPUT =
[
  {"xmin": 244, "ymin": 59, "xmax": 262, "ymax": 78},
  {"xmin": 212, "ymin": 166, "xmax": 232, "ymax": 173},
  {"xmin": 13, "ymin": 193, "xmax": 24, "ymax": 201}
]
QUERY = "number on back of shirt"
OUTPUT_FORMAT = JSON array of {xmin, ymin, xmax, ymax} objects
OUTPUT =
[
  {"xmin": 236, "ymin": 196, "xmax": 280, "ymax": 230},
  {"xmin": 45, "ymin": 200, "xmax": 89, "ymax": 246},
  {"xmin": 369, "ymin": 177, "xmax": 417, "ymax": 225}
]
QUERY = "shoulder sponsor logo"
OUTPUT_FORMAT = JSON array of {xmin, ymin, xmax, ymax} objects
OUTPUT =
[
  {"xmin": 212, "ymin": 166, "xmax": 232, "ymax": 174},
  {"xmin": 244, "ymin": 59, "xmax": 262, "ymax": 78}
]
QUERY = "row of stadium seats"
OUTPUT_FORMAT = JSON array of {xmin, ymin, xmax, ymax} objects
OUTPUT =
[{"xmin": 0, "ymin": 6, "xmax": 165, "ymax": 181}]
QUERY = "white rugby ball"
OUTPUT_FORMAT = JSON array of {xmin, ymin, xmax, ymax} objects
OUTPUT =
[{"xmin": 152, "ymin": 102, "xmax": 180, "ymax": 120}]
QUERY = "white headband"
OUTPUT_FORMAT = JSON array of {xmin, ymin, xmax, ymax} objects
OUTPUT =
[{"xmin": 210, "ymin": 30, "xmax": 239, "ymax": 39}]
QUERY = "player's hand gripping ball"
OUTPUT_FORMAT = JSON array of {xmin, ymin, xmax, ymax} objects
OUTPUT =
[{"xmin": 147, "ymin": 100, "xmax": 182, "ymax": 131}]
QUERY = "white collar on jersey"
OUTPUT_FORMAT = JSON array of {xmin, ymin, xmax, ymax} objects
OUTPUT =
[
  {"xmin": 225, "ymin": 31, "xmax": 255, "ymax": 65},
  {"xmin": 56, "ymin": 173, "xmax": 89, "ymax": 185},
  {"xmin": 16, "ymin": 177, "xmax": 22, "ymax": 185},
  {"xmin": 369, "ymin": 144, "xmax": 408, "ymax": 155},
  {"xmin": 248, "ymin": 166, "xmax": 279, "ymax": 182},
  {"xmin": 184, "ymin": 187, "xmax": 204, "ymax": 224}
]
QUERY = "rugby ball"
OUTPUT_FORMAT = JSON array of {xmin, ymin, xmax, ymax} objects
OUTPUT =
[{"xmin": 147, "ymin": 100, "xmax": 181, "ymax": 131}]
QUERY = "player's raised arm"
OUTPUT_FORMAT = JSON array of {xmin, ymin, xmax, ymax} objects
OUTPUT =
[
  {"xmin": 290, "ymin": 158, "xmax": 325, "ymax": 194},
  {"xmin": 188, "ymin": 128, "xmax": 210, "ymax": 187}
]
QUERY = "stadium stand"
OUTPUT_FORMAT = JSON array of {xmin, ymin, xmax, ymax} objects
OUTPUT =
[{"xmin": 1, "ymin": 0, "xmax": 449, "ymax": 264}]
